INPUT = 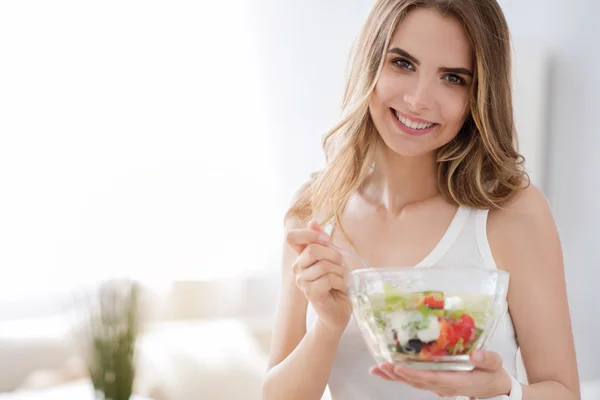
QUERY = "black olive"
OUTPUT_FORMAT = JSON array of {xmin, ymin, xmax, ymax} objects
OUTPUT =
[
  {"xmin": 409, "ymin": 339, "xmax": 424, "ymax": 352},
  {"xmin": 403, "ymin": 339, "xmax": 424, "ymax": 354}
]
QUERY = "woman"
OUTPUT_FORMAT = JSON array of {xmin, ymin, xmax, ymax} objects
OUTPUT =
[{"xmin": 262, "ymin": 0, "xmax": 580, "ymax": 399}]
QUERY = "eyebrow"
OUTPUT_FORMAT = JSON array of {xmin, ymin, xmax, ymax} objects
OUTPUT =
[{"xmin": 386, "ymin": 47, "xmax": 473, "ymax": 77}]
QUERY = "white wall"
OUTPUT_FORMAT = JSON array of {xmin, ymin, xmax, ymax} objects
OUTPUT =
[
  {"xmin": 257, "ymin": 0, "xmax": 599, "ymax": 382},
  {"xmin": 253, "ymin": 0, "xmax": 375, "ymax": 200}
]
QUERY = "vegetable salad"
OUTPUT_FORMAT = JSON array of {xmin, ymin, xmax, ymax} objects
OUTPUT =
[{"xmin": 361, "ymin": 284, "xmax": 491, "ymax": 359}]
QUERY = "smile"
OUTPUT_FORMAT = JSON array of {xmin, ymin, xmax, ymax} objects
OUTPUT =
[{"xmin": 390, "ymin": 108, "xmax": 439, "ymax": 136}]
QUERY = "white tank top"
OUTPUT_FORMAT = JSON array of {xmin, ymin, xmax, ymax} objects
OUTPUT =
[{"xmin": 306, "ymin": 205, "xmax": 521, "ymax": 400}]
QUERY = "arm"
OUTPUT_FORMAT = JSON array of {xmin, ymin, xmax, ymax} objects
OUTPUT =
[
  {"xmin": 262, "ymin": 217, "xmax": 343, "ymax": 400},
  {"xmin": 488, "ymin": 185, "xmax": 581, "ymax": 399}
]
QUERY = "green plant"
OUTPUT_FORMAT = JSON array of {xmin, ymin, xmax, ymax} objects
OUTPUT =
[{"xmin": 82, "ymin": 279, "xmax": 141, "ymax": 400}]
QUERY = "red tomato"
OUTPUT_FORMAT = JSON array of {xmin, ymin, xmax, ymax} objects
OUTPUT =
[
  {"xmin": 447, "ymin": 325, "xmax": 460, "ymax": 347},
  {"xmin": 424, "ymin": 295, "xmax": 445, "ymax": 309},
  {"xmin": 452, "ymin": 314, "xmax": 476, "ymax": 344},
  {"xmin": 460, "ymin": 314, "xmax": 475, "ymax": 329}
]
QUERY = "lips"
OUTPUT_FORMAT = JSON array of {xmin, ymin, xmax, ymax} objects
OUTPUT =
[
  {"xmin": 392, "ymin": 109, "xmax": 437, "ymax": 128},
  {"xmin": 390, "ymin": 108, "xmax": 439, "ymax": 136}
]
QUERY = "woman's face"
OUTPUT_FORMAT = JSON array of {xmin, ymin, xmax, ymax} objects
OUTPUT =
[{"xmin": 369, "ymin": 7, "xmax": 474, "ymax": 157}]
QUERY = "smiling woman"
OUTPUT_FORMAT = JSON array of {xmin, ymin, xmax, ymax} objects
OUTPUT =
[{"xmin": 264, "ymin": 1, "xmax": 580, "ymax": 400}]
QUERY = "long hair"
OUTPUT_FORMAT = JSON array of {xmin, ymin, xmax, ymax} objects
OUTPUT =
[{"xmin": 286, "ymin": 0, "xmax": 528, "ymax": 226}]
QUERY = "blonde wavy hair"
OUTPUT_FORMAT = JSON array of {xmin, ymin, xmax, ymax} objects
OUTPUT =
[{"xmin": 286, "ymin": 0, "xmax": 529, "ymax": 226}]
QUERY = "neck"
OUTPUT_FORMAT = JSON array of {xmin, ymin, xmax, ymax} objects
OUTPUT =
[{"xmin": 361, "ymin": 142, "xmax": 440, "ymax": 215}]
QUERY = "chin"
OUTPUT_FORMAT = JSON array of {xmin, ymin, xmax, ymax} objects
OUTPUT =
[{"xmin": 378, "ymin": 133, "xmax": 439, "ymax": 158}]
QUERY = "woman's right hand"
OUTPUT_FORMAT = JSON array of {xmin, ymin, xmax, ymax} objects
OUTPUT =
[{"xmin": 286, "ymin": 220, "xmax": 352, "ymax": 334}]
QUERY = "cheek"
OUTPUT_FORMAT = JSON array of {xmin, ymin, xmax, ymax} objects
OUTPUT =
[
  {"xmin": 440, "ymin": 91, "xmax": 469, "ymax": 127},
  {"xmin": 374, "ymin": 70, "xmax": 409, "ymax": 105}
]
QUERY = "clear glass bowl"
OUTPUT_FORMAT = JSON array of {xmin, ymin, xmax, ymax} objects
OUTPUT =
[{"xmin": 346, "ymin": 267, "xmax": 509, "ymax": 371}]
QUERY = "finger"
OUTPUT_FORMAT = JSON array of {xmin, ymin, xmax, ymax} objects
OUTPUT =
[
  {"xmin": 393, "ymin": 366, "xmax": 430, "ymax": 385},
  {"xmin": 306, "ymin": 273, "xmax": 347, "ymax": 296},
  {"xmin": 369, "ymin": 366, "xmax": 393, "ymax": 381},
  {"xmin": 297, "ymin": 271, "xmax": 347, "ymax": 296},
  {"xmin": 303, "ymin": 275, "xmax": 339, "ymax": 301},
  {"xmin": 286, "ymin": 228, "xmax": 329, "ymax": 254},
  {"xmin": 470, "ymin": 350, "xmax": 503, "ymax": 371},
  {"xmin": 394, "ymin": 366, "xmax": 462, "ymax": 388},
  {"xmin": 380, "ymin": 363, "xmax": 427, "ymax": 385},
  {"xmin": 294, "ymin": 243, "xmax": 343, "ymax": 272},
  {"xmin": 328, "ymin": 273, "xmax": 348, "ymax": 293},
  {"xmin": 297, "ymin": 268, "xmax": 347, "ymax": 295},
  {"xmin": 300, "ymin": 261, "xmax": 345, "ymax": 283},
  {"xmin": 392, "ymin": 366, "xmax": 453, "ymax": 391},
  {"xmin": 308, "ymin": 219, "xmax": 327, "ymax": 235},
  {"xmin": 378, "ymin": 363, "xmax": 403, "ymax": 381},
  {"xmin": 394, "ymin": 367, "xmax": 469, "ymax": 395}
]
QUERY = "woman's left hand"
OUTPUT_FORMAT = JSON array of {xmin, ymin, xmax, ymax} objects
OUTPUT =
[{"xmin": 369, "ymin": 350, "xmax": 512, "ymax": 398}]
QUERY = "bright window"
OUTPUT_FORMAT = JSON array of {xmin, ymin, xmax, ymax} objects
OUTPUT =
[{"xmin": 0, "ymin": 1, "xmax": 285, "ymax": 305}]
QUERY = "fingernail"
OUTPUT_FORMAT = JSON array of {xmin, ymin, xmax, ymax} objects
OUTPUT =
[
  {"xmin": 473, "ymin": 350, "xmax": 484, "ymax": 362},
  {"xmin": 318, "ymin": 233, "xmax": 329, "ymax": 242}
]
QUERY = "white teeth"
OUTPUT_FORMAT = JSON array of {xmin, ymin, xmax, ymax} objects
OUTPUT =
[{"xmin": 394, "ymin": 110, "xmax": 434, "ymax": 130}]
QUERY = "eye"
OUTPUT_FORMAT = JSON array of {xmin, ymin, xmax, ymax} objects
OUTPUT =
[
  {"xmin": 392, "ymin": 58, "xmax": 415, "ymax": 71},
  {"xmin": 444, "ymin": 74, "xmax": 466, "ymax": 85}
]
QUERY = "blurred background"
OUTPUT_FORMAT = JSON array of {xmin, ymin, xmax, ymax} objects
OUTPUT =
[{"xmin": 0, "ymin": 0, "xmax": 598, "ymax": 399}]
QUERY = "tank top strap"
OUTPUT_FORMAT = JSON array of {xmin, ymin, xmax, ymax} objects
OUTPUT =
[
  {"xmin": 323, "ymin": 225, "xmax": 334, "ymax": 236},
  {"xmin": 322, "ymin": 218, "xmax": 335, "ymax": 236},
  {"xmin": 475, "ymin": 208, "xmax": 499, "ymax": 270}
]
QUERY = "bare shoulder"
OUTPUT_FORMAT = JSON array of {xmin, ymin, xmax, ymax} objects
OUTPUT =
[
  {"xmin": 489, "ymin": 184, "xmax": 553, "ymax": 228},
  {"xmin": 487, "ymin": 184, "xmax": 559, "ymax": 272},
  {"xmin": 486, "ymin": 187, "xmax": 580, "ymax": 394}
]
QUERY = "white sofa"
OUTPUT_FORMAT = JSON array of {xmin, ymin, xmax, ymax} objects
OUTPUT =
[
  {"xmin": 0, "ymin": 316, "xmax": 270, "ymax": 400},
  {"xmin": 0, "ymin": 316, "xmax": 78, "ymax": 393},
  {"xmin": 0, "ymin": 381, "xmax": 149, "ymax": 400}
]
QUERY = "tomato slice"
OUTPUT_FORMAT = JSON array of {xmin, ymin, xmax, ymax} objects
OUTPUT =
[
  {"xmin": 424, "ymin": 295, "xmax": 445, "ymax": 309},
  {"xmin": 447, "ymin": 325, "xmax": 460, "ymax": 347},
  {"xmin": 452, "ymin": 314, "xmax": 476, "ymax": 345},
  {"xmin": 459, "ymin": 314, "xmax": 475, "ymax": 329}
]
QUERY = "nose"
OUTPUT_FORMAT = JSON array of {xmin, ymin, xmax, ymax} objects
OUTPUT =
[{"xmin": 403, "ymin": 79, "xmax": 433, "ymax": 113}]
